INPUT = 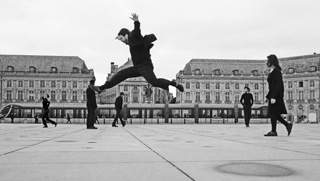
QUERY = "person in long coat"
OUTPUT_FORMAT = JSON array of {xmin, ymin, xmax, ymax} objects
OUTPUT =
[{"xmin": 264, "ymin": 54, "xmax": 293, "ymax": 136}]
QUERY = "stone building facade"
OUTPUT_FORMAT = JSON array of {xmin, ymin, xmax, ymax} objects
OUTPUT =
[
  {"xmin": 176, "ymin": 54, "xmax": 320, "ymax": 122},
  {"xmin": 0, "ymin": 54, "xmax": 94, "ymax": 109},
  {"xmin": 98, "ymin": 59, "xmax": 172, "ymax": 104}
]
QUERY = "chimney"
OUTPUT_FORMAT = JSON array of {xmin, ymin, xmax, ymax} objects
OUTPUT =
[{"xmin": 111, "ymin": 62, "xmax": 115, "ymax": 73}]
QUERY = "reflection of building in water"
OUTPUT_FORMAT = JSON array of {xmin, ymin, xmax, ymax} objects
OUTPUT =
[
  {"xmin": 98, "ymin": 59, "xmax": 172, "ymax": 104},
  {"xmin": 176, "ymin": 53, "xmax": 320, "ymax": 123},
  {"xmin": 0, "ymin": 54, "xmax": 93, "ymax": 119}
]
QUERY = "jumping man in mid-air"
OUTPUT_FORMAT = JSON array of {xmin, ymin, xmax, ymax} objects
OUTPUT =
[{"xmin": 90, "ymin": 13, "xmax": 184, "ymax": 94}]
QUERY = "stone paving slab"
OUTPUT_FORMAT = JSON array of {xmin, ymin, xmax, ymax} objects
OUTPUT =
[{"xmin": 0, "ymin": 123, "xmax": 320, "ymax": 181}]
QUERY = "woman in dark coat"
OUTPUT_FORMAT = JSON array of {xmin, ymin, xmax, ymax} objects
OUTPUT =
[{"xmin": 264, "ymin": 54, "xmax": 293, "ymax": 136}]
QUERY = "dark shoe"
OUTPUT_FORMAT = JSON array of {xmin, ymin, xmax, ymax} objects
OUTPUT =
[
  {"xmin": 55, "ymin": 123, "xmax": 57, "ymax": 127},
  {"xmin": 87, "ymin": 126, "xmax": 98, "ymax": 129},
  {"xmin": 172, "ymin": 79, "xmax": 184, "ymax": 92},
  {"xmin": 43, "ymin": 126, "xmax": 48, "ymax": 128},
  {"xmin": 286, "ymin": 123, "xmax": 293, "ymax": 136},
  {"xmin": 112, "ymin": 124, "xmax": 118, "ymax": 127},
  {"xmin": 90, "ymin": 85, "xmax": 102, "ymax": 94},
  {"xmin": 264, "ymin": 131, "xmax": 278, "ymax": 136},
  {"xmin": 121, "ymin": 121, "xmax": 126, "ymax": 127},
  {"xmin": 176, "ymin": 84, "xmax": 184, "ymax": 92},
  {"xmin": 246, "ymin": 125, "xmax": 249, "ymax": 127}
]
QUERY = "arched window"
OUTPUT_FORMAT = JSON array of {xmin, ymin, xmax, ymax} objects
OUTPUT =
[
  {"xmin": 309, "ymin": 105, "xmax": 315, "ymax": 110},
  {"xmin": 288, "ymin": 68, "xmax": 295, "ymax": 74},
  {"xmin": 50, "ymin": 67, "xmax": 58, "ymax": 73},
  {"xmin": 29, "ymin": 66, "xmax": 36, "ymax": 73},
  {"xmin": 310, "ymin": 66, "xmax": 317, "ymax": 72},
  {"xmin": 252, "ymin": 70, "xmax": 258, "ymax": 76},
  {"xmin": 213, "ymin": 69, "xmax": 221, "ymax": 75},
  {"xmin": 72, "ymin": 67, "xmax": 79, "ymax": 73},
  {"xmin": 233, "ymin": 70, "xmax": 239, "ymax": 75},
  {"xmin": 7, "ymin": 66, "xmax": 14, "ymax": 72}
]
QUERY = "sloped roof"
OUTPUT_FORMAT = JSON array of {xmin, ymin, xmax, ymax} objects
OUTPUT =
[
  {"xmin": 182, "ymin": 59, "xmax": 266, "ymax": 75},
  {"xmin": 279, "ymin": 54, "xmax": 320, "ymax": 73},
  {"xmin": 0, "ymin": 54, "xmax": 89, "ymax": 72}
]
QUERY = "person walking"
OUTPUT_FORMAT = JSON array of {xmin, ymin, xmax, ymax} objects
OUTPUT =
[
  {"xmin": 264, "ymin": 54, "xmax": 293, "ymax": 136},
  {"xmin": 90, "ymin": 13, "xmax": 184, "ymax": 94},
  {"xmin": 66, "ymin": 113, "xmax": 71, "ymax": 124},
  {"xmin": 42, "ymin": 94, "xmax": 57, "ymax": 128},
  {"xmin": 86, "ymin": 79, "xmax": 98, "ymax": 129},
  {"xmin": 10, "ymin": 112, "xmax": 14, "ymax": 123},
  {"xmin": 112, "ymin": 92, "xmax": 126, "ymax": 127},
  {"xmin": 240, "ymin": 87, "xmax": 254, "ymax": 127}
]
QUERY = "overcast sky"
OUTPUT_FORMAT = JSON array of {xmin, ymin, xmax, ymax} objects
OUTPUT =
[{"xmin": 1, "ymin": 0, "xmax": 319, "ymax": 92}]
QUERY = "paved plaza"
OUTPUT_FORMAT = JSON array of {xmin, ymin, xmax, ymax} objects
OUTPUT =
[{"xmin": 0, "ymin": 123, "xmax": 319, "ymax": 181}]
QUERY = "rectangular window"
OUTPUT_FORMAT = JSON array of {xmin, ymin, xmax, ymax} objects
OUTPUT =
[
  {"xmin": 7, "ymin": 80, "xmax": 12, "ymax": 87},
  {"xmin": 299, "ymin": 81, "xmax": 303, "ymax": 88},
  {"xmin": 298, "ymin": 91, "xmax": 304, "ymax": 100},
  {"xmin": 62, "ymin": 91, "xmax": 67, "ymax": 101},
  {"xmin": 83, "ymin": 91, "xmax": 86, "ymax": 101},
  {"xmin": 254, "ymin": 83, "xmax": 259, "ymax": 90},
  {"xmin": 29, "ymin": 91, "xmax": 34, "ymax": 101},
  {"xmin": 196, "ymin": 83, "xmax": 200, "ymax": 89},
  {"xmin": 215, "ymin": 92, "xmax": 220, "ymax": 101},
  {"xmin": 72, "ymin": 91, "xmax": 77, "ymax": 101},
  {"xmin": 40, "ymin": 91, "xmax": 45, "ymax": 99},
  {"xmin": 18, "ymin": 90, "xmax": 23, "ymax": 100},
  {"xmin": 7, "ymin": 90, "xmax": 12, "ymax": 100},
  {"xmin": 124, "ymin": 85, "xmax": 128, "ymax": 91},
  {"xmin": 62, "ymin": 81, "xmax": 67, "ymax": 88},
  {"xmin": 310, "ymin": 80, "xmax": 314, "ymax": 87},
  {"xmin": 51, "ymin": 91, "xmax": 56, "ymax": 101},
  {"xmin": 310, "ymin": 90, "xmax": 315, "ymax": 100},
  {"xmin": 18, "ymin": 81, "xmax": 23, "ymax": 87},
  {"xmin": 40, "ymin": 81, "xmax": 45, "ymax": 88},
  {"xmin": 254, "ymin": 92, "xmax": 259, "ymax": 102},
  {"xmin": 196, "ymin": 92, "xmax": 200, "ymax": 101},
  {"xmin": 124, "ymin": 94, "xmax": 129, "ymax": 102},
  {"xmin": 288, "ymin": 91, "xmax": 293, "ymax": 101},
  {"xmin": 288, "ymin": 81, "xmax": 292, "ymax": 88},
  {"xmin": 216, "ymin": 83, "xmax": 220, "ymax": 89},
  {"xmin": 73, "ymin": 81, "xmax": 77, "ymax": 88},
  {"xmin": 205, "ymin": 92, "xmax": 210, "ymax": 101},
  {"xmin": 225, "ymin": 92, "xmax": 230, "ymax": 102},
  {"xmin": 235, "ymin": 94, "xmax": 239, "ymax": 103},
  {"xmin": 186, "ymin": 92, "xmax": 190, "ymax": 101},
  {"xmin": 235, "ymin": 83, "xmax": 239, "ymax": 89},
  {"xmin": 186, "ymin": 82, "xmax": 190, "ymax": 89},
  {"xmin": 225, "ymin": 83, "xmax": 230, "ymax": 89},
  {"xmin": 29, "ymin": 81, "xmax": 34, "ymax": 88},
  {"xmin": 51, "ymin": 81, "xmax": 56, "ymax": 88},
  {"xmin": 206, "ymin": 83, "xmax": 210, "ymax": 89}
]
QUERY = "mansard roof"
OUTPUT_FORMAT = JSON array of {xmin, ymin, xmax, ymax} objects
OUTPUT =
[
  {"xmin": 0, "ymin": 54, "xmax": 89, "ymax": 73},
  {"xmin": 279, "ymin": 54, "xmax": 320, "ymax": 73},
  {"xmin": 182, "ymin": 58, "xmax": 266, "ymax": 75}
]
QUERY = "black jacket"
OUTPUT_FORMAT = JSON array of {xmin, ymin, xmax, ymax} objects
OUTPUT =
[
  {"xmin": 129, "ymin": 21, "xmax": 157, "ymax": 66},
  {"xmin": 266, "ymin": 67, "xmax": 287, "ymax": 114},
  {"xmin": 86, "ymin": 86, "xmax": 97, "ymax": 108},
  {"xmin": 42, "ymin": 98, "xmax": 50, "ymax": 110},
  {"xmin": 240, "ymin": 93, "xmax": 254, "ymax": 107},
  {"xmin": 115, "ymin": 96, "xmax": 123, "ymax": 110}
]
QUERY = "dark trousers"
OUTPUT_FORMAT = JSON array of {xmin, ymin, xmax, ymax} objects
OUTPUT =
[
  {"xmin": 112, "ymin": 109, "xmax": 123, "ymax": 125},
  {"xmin": 99, "ymin": 64, "xmax": 175, "ymax": 90},
  {"xmin": 269, "ymin": 112, "xmax": 288, "ymax": 132},
  {"xmin": 87, "ymin": 107, "xmax": 96, "ymax": 128},
  {"xmin": 243, "ymin": 106, "xmax": 252, "ymax": 126},
  {"xmin": 42, "ymin": 109, "xmax": 56, "ymax": 126}
]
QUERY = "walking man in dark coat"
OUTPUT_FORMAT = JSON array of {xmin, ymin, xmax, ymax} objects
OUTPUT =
[
  {"xmin": 240, "ymin": 87, "xmax": 254, "ymax": 127},
  {"xmin": 264, "ymin": 54, "xmax": 293, "ymax": 136},
  {"xmin": 90, "ymin": 13, "xmax": 184, "ymax": 94},
  {"xmin": 86, "ymin": 79, "xmax": 98, "ymax": 129},
  {"xmin": 112, "ymin": 92, "xmax": 126, "ymax": 127},
  {"xmin": 42, "ymin": 94, "xmax": 57, "ymax": 128}
]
